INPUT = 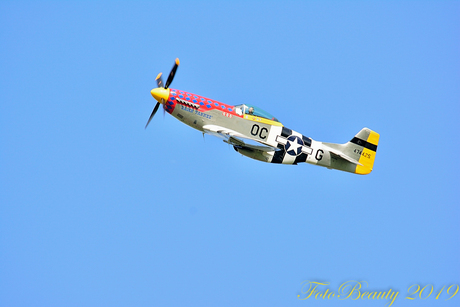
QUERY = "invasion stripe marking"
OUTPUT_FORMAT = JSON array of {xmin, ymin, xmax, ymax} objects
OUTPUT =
[
  {"xmin": 294, "ymin": 153, "xmax": 308, "ymax": 165},
  {"xmin": 281, "ymin": 127, "xmax": 292, "ymax": 137},
  {"xmin": 272, "ymin": 127, "xmax": 293, "ymax": 163},
  {"xmin": 350, "ymin": 137, "xmax": 378, "ymax": 152},
  {"xmin": 273, "ymin": 131, "xmax": 313, "ymax": 165},
  {"xmin": 302, "ymin": 135, "xmax": 312, "ymax": 147}
]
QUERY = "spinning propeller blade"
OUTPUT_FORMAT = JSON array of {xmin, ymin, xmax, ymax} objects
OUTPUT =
[
  {"xmin": 145, "ymin": 58, "xmax": 179, "ymax": 128},
  {"xmin": 165, "ymin": 58, "xmax": 179, "ymax": 89},
  {"xmin": 145, "ymin": 100, "xmax": 162, "ymax": 129},
  {"xmin": 156, "ymin": 73, "xmax": 164, "ymax": 88}
]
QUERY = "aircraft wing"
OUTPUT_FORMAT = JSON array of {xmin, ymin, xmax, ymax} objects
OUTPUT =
[{"xmin": 203, "ymin": 124, "xmax": 279, "ymax": 152}]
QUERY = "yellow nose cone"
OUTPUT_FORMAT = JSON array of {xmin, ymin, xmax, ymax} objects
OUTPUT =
[{"xmin": 150, "ymin": 87, "xmax": 170, "ymax": 103}]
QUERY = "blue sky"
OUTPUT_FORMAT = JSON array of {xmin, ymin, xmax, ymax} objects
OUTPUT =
[{"xmin": 1, "ymin": 1, "xmax": 459, "ymax": 307}]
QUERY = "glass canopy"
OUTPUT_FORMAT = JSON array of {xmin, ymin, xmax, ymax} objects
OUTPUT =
[{"xmin": 233, "ymin": 104, "xmax": 279, "ymax": 122}]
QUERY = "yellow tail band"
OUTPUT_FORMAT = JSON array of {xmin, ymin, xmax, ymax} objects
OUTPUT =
[{"xmin": 355, "ymin": 130, "xmax": 380, "ymax": 175}]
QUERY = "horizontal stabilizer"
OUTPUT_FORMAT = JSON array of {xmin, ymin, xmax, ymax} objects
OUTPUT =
[{"xmin": 324, "ymin": 145, "xmax": 363, "ymax": 166}]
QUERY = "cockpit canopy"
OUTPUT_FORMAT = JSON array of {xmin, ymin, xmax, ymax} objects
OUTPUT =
[{"xmin": 234, "ymin": 104, "xmax": 279, "ymax": 122}]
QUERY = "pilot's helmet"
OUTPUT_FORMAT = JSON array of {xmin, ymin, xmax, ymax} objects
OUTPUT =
[{"xmin": 248, "ymin": 107, "xmax": 254, "ymax": 115}]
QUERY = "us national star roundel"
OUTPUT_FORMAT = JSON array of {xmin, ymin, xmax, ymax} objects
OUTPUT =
[{"xmin": 285, "ymin": 135, "xmax": 304, "ymax": 156}]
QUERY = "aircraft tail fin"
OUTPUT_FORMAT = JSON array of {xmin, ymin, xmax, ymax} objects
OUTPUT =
[
  {"xmin": 346, "ymin": 128, "xmax": 379, "ymax": 174},
  {"xmin": 323, "ymin": 128, "xmax": 379, "ymax": 175}
]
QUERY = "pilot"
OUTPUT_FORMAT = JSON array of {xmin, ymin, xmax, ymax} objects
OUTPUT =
[{"xmin": 248, "ymin": 107, "xmax": 254, "ymax": 115}]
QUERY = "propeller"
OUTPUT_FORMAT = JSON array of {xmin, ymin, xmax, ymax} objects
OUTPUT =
[
  {"xmin": 156, "ymin": 72, "xmax": 164, "ymax": 88},
  {"xmin": 145, "ymin": 58, "xmax": 180, "ymax": 129},
  {"xmin": 144, "ymin": 98, "xmax": 162, "ymax": 129},
  {"xmin": 165, "ymin": 58, "xmax": 179, "ymax": 89}
]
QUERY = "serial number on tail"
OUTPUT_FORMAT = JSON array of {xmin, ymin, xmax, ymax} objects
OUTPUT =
[{"xmin": 354, "ymin": 149, "xmax": 372, "ymax": 159}]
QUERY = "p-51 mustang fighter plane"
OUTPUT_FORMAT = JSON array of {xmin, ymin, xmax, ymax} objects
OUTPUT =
[{"xmin": 146, "ymin": 59, "xmax": 379, "ymax": 175}]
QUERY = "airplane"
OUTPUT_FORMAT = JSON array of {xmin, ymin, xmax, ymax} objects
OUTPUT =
[{"xmin": 146, "ymin": 58, "xmax": 379, "ymax": 175}]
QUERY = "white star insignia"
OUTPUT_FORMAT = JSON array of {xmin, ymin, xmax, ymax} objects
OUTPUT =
[
  {"xmin": 276, "ymin": 135, "xmax": 313, "ymax": 157},
  {"xmin": 286, "ymin": 136, "xmax": 302, "ymax": 156}
]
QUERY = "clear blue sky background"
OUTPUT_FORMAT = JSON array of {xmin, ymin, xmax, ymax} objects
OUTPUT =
[{"xmin": 1, "ymin": 1, "xmax": 459, "ymax": 307}]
